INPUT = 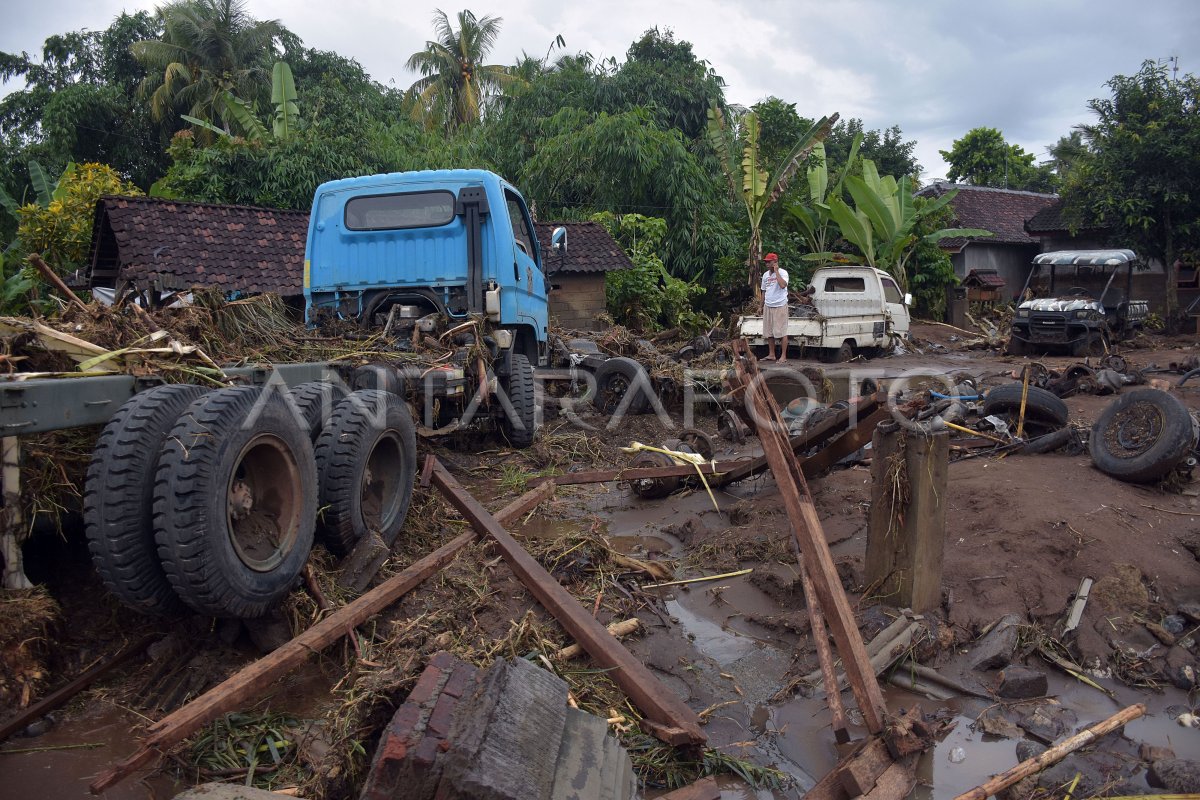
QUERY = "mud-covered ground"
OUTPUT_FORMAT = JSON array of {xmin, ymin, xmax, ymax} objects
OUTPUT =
[{"xmin": 3, "ymin": 323, "xmax": 1200, "ymax": 799}]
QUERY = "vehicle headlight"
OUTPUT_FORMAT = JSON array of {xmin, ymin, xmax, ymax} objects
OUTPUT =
[
  {"xmin": 1016, "ymin": 308, "xmax": 1030, "ymax": 318},
  {"xmin": 1074, "ymin": 309, "xmax": 1090, "ymax": 319}
]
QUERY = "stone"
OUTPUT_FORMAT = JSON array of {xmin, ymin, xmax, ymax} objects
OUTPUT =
[
  {"xmin": 1140, "ymin": 744, "xmax": 1176, "ymax": 763},
  {"xmin": 1015, "ymin": 741, "xmax": 1047, "ymax": 762},
  {"xmin": 977, "ymin": 710, "xmax": 1022, "ymax": 739},
  {"xmin": 1163, "ymin": 614, "xmax": 1187, "ymax": 634},
  {"xmin": 997, "ymin": 665, "xmax": 1048, "ymax": 699},
  {"xmin": 1036, "ymin": 757, "xmax": 1104, "ymax": 799},
  {"xmin": 1179, "ymin": 602, "xmax": 1200, "ymax": 624},
  {"xmin": 1017, "ymin": 705, "xmax": 1072, "ymax": 744},
  {"xmin": 174, "ymin": 784, "xmax": 286, "ymax": 799},
  {"xmin": 1149, "ymin": 759, "xmax": 1200, "ymax": 793},
  {"xmin": 970, "ymin": 613, "xmax": 1023, "ymax": 671},
  {"xmin": 1165, "ymin": 646, "xmax": 1199, "ymax": 690},
  {"xmin": 1090, "ymin": 564, "xmax": 1149, "ymax": 614}
]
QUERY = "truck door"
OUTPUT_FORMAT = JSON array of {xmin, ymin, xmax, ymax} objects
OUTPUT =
[
  {"xmin": 880, "ymin": 275, "xmax": 910, "ymax": 338},
  {"xmin": 502, "ymin": 189, "xmax": 546, "ymax": 334}
]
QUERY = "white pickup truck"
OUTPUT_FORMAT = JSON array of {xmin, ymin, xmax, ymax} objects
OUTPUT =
[{"xmin": 738, "ymin": 266, "xmax": 911, "ymax": 362}]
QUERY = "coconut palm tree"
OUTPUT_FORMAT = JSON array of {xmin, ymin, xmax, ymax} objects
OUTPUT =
[
  {"xmin": 405, "ymin": 9, "xmax": 515, "ymax": 131},
  {"xmin": 131, "ymin": 0, "xmax": 288, "ymax": 131}
]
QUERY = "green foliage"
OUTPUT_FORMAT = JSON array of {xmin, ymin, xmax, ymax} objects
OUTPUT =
[
  {"xmin": 826, "ymin": 118, "xmax": 921, "ymax": 181},
  {"xmin": 1064, "ymin": 59, "xmax": 1200, "ymax": 325},
  {"xmin": 16, "ymin": 162, "xmax": 143, "ymax": 270},
  {"xmin": 939, "ymin": 127, "xmax": 1057, "ymax": 192},
  {"xmin": 612, "ymin": 28, "xmax": 725, "ymax": 140},
  {"xmin": 906, "ymin": 197, "xmax": 959, "ymax": 318},
  {"xmin": 784, "ymin": 137, "xmax": 861, "ymax": 265},
  {"xmin": 0, "ymin": 251, "xmax": 37, "ymax": 315},
  {"xmin": 596, "ymin": 212, "xmax": 704, "ymax": 332}
]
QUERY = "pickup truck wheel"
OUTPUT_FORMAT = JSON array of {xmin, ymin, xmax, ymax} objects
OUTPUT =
[
  {"xmin": 501, "ymin": 353, "xmax": 537, "ymax": 448},
  {"xmin": 154, "ymin": 387, "xmax": 317, "ymax": 618},
  {"xmin": 982, "ymin": 384, "xmax": 1069, "ymax": 431},
  {"xmin": 84, "ymin": 384, "xmax": 209, "ymax": 616},
  {"xmin": 594, "ymin": 356, "xmax": 652, "ymax": 415},
  {"xmin": 1005, "ymin": 337, "xmax": 1028, "ymax": 356},
  {"xmin": 1090, "ymin": 389, "xmax": 1197, "ymax": 483},
  {"xmin": 289, "ymin": 381, "xmax": 349, "ymax": 441},
  {"xmin": 823, "ymin": 341, "xmax": 854, "ymax": 364},
  {"xmin": 629, "ymin": 451, "xmax": 679, "ymax": 499},
  {"xmin": 316, "ymin": 390, "xmax": 417, "ymax": 554}
]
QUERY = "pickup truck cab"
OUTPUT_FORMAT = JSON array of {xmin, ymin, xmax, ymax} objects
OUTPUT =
[
  {"xmin": 739, "ymin": 266, "xmax": 911, "ymax": 362},
  {"xmin": 1008, "ymin": 249, "xmax": 1148, "ymax": 356}
]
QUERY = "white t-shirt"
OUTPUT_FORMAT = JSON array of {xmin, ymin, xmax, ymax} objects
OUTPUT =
[{"xmin": 761, "ymin": 267, "xmax": 789, "ymax": 308}]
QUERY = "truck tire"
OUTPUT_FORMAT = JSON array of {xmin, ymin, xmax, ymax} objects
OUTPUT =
[
  {"xmin": 983, "ymin": 384, "xmax": 1069, "ymax": 430},
  {"xmin": 1090, "ymin": 389, "xmax": 1197, "ymax": 483},
  {"xmin": 823, "ymin": 341, "xmax": 854, "ymax": 364},
  {"xmin": 1019, "ymin": 426, "xmax": 1075, "ymax": 455},
  {"xmin": 154, "ymin": 387, "xmax": 317, "ymax": 618},
  {"xmin": 502, "ymin": 353, "xmax": 537, "ymax": 448},
  {"xmin": 289, "ymin": 380, "xmax": 349, "ymax": 441},
  {"xmin": 84, "ymin": 384, "xmax": 209, "ymax": 616},
  {"xmin": 1005, "ymin": 336, "xmax": 1028, "ymax": 356},
  {"xmin": 315, "ymin": 390, "xmax": 417, "ymax": 554},
  {"xmin": 594, "ymin": 356, "xmax": 652, "ymax": 415}
]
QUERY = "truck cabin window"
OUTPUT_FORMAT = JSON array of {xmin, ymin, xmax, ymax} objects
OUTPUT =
[
  {"xmin": 825, "ymin": 277, "xmax": 867, "ymax": 293},
  {"xmin": 505, "ymin": 193, "xmax": 534, "ymax": 258},
  {"xmin": 344, "ymin": 191, "xmax": 455, "ymax": 231},
  {"xmin": 881, "ymin": 278, "xmax": 904, "ymax": 304}
]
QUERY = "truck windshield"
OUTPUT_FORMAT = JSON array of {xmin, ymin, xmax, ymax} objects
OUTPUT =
[
  {"xmin": 881, "ymin": 277, "xmax": 903, "ymax": 304},
  {"xmin": 344, "ymin": 190, "xmax": 455, "ymax": 231},
  {"xmin": 505, "ymin": 192, "xmax": 535, "ymax": 258}
]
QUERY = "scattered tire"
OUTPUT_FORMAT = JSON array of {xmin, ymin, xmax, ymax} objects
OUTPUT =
[
  {"xmin": 288, "ymin": 380, "xmax": 349, "ymax": 441},
  {"xmin": 501, "ymin": 353, "xmax": 537, "ymax": 448},
  {"xmin": 154, "ymin": 387, "xmax": 317, "ymax": 618},
  {"xmin": 594, "ymin": 356, "xmax": 652, "ymax": 415},
  {"xmin": 84, "ymin": 384, "xmax": 209, "ymax": 616},
  {"xmin": 315, "ymin": 390, "xmax": 417, "ymax": 554},
  {"xmin": 1020, "ymin": 426, "xmax": 1075, "ymax": 455},
  {"xmin": 1089, "ymin": 389, "xmax": 1198, "ymax": 483},
  {"xmin": 983, "ymin": 384, "xmax": 1069, "ymax": 430},
  {"xmin": 629, "ymin": 450, "xmax": 678, "ymax": 499}
]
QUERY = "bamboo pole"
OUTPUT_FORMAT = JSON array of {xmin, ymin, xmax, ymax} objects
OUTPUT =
[
  {"xmin": 641, "ymin": 568, "xmax": 752, "ymax": 590},
  {"xmin": 953, "ymin": 704, "xmax": 1145, "ymax": 800}
]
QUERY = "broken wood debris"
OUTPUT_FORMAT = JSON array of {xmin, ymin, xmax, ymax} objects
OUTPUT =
[
  {"xmin": 799, "ymin": 555, "xmax": 851, "ymax": 743},
  {"xmin": 554, "ymin": 619, "xmax": 642, "ymax": 661},
  {"xmin": 952, "ymin": 703, "xmax": 1146, "ymax": 800},
  {"xmin": 427, "ymin": 455, "xmax": 706, "ymax": 747}
]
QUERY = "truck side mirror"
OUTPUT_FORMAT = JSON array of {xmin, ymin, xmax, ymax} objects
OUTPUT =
[
  {"xmin": 903, "ymin": 293, "xmax": 913, "ymax": 306},
  {"xmin": 548, "ymin": 226, "xmax": 567, "ymax": 278}
]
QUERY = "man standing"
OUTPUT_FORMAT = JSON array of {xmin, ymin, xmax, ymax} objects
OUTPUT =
[{"xmin": 760, "ymin": 252, "xmax": 789, "ymax": 362}]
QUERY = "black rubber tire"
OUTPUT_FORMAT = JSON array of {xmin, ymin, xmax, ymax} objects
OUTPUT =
[
  {"xmin": 1005, "ymin": 337, "xmax": 1028, "ymax": 356},
  {"xmin": 315, "ymin": 390, "xmax": 417, "ymax": 554},
  {"xmin": 1089, "ymin": 389, "xmax": 1197, "ymax": 483},
  {"xmin": 629, "ymin": 451, "xmax": 678, "ymax": 499},
  {"xmin": 84, "ymin": 384, "xmax": 209, "ymax": 616},
  {"xmin": 153, "ymin": 387, "xmax": 317, "ymax": 618},
  {"xmin": 501, "ymin": 353, "xmax": 537, "ymax": 448},
  {"xmin": 823, "ymin": 341, "xmax": 853, "ymax": 363},
  {"xmin": 983, "ymin": 384, "xmax": 1069, "ymax": 429},
  {"xmin": 594, "ymin": 356, "xmax": 652, "ymax": 415},
  {"xmin": 351, "ymin": 363, "xmax": 405, "ymax": 395},
  {"xmin": 288, "ymin": 381, "xmax": 349, "ymax": 441},
  {"xmin": 1020, "ymin": 426, "xmax": 1075, "ymax": 455}
]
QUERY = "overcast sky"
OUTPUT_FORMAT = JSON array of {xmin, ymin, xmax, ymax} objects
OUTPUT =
[{"xmin": 4, "ymin": 0, "xmax": 1197, "ymax": 183}]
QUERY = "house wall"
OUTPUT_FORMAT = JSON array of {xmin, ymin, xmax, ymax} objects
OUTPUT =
[
  {"xmin": 951, "ymin": 243, "xmax": 1041, "ymax": 296},
  {"xmin": 549, "ymin": 273, "xmax": 608, "ymax": 330}
]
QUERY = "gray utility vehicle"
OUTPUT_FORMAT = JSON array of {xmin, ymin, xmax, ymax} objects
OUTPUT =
[{"xmin": 1007, "ymin": 249, "xmax": 1148, "ymax": 356}]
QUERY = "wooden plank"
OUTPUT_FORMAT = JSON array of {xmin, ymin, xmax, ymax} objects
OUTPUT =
[
  {"xmin": 860, "ymin": 759, "xmax": 918, "ymax": 800},
  {"xmin": 799, "ymin": 556, "xmax": 850, "ymax": 744},
  {"xmin": 0, "ymin": 634, "xmax": 157, "ymax": 743},
  {"xmin": 795, "ymin": 402, "xmax": 893, "ymax": 477},
  {"xmin": 903, "ymin": 431, "xmax": 948, "ymax": 613},
  {"xmin": 654, "ymin": 776, "xmax": 721, "ymax": 800},
  {"xmin": 953, "ymin": 704, "xmax": 1146, "ymax": 800},
  {"xmin": 839, "ymin": 737, "xmax": 894, "ymax": 796},
  {"xmin": 493, "ymin": 480, "xmax": 556, "ymax": 523},
  {"xmin": 429, "ymin": 458, "xmax": 706, "ymax": 747},
  {"xmin": 527, "ymin": 463, "xmax": 724, "ymax": 487},
  {"xmin": 864, "ymin": 421, "xmax": 904, "ymax": 595},
  {"xmin": 730, "ymin": 340, "xmax": 888, "ymax": 735},
  {"xmin": 89, "ymin": 531, "xmax": 476, "ymax": 794}
]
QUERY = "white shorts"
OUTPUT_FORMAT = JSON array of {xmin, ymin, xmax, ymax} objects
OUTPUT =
[{"xmin": 764, "ymin": 305, "xmax": 789, "ymax": 339}]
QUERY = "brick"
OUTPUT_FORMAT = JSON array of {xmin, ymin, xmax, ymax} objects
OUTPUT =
[
  {"xmin": 411, "ymin": 735, "xmax": 442, "ymax": 767},
  {"xmin": 407, "ymin": 664, "xmax": 446, "ymax": 708},
  {"xmin": 429, "ymin": 651, "xmax": 458, "ymax": 671},
  {"xmin": 427, "ymin": 693, "xmax": 458, "ymax": 738},
  {"xmin": 441, "ymin": 663, "xmax": 478, "ymax": 699},
  {"xmin": 383, "ymin": 705, "xmax": 422, "ymax": 740}
]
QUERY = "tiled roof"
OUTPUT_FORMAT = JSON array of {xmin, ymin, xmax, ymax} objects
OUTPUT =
[
  {"xmin": 1024, "ymin": 199, "xmax": 1105, "ymax": 234},
  {"xmin": 963, "ymin": 269, "xmax": 1006, "ymax": 288},
  {"xmin": 90, "ymin": 196, "xmax": 309, "ymax": 296},
  {"xmin": 534, "ymin": 222, "xmax": 632, "ymax": 273},
  {"xmin": 917, "ymin": 182, "xmax": 1059, "ymax": 249}
]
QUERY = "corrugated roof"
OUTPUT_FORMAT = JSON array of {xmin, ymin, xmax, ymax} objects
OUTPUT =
[
  {"xmin": 90, "ymin": 195, "xmax": 309, "ymax": 296},
  {"xmin": 917, "ymin": 182, "xmax": 1059, "ymax": 249},
  {"xmin": 534, "ymin": 221, "xmax": 632, "ymax": 273}
]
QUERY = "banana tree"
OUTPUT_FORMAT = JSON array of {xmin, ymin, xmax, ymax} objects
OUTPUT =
[
  {"xmin": 707, "ymin": 103, "xmax": 838, "ymax": 286},
  {"xmin": 827, "ymin": 159, "xmax": 992, "ymax": 291},
  {"xmin": 182, "ymin": 61, "xmax": 300, "ymax": 144},
  {"xmin": 785, "ymin": 135, "xmax": 861, "ymax": 264}
]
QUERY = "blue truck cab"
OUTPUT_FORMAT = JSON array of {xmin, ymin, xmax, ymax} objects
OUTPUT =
[{"xmin": 304, "ymin": 169, "xmax": 552, "ymax": 368}]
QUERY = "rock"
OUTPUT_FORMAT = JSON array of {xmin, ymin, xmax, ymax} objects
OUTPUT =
[
  {"xmin": 1140, "ymin": 744, "xmax": 1176, "ymax": 762},
  {"xmin": 1036, "ymin": 757, "xmax": 1104, "ymax": 798},
  {"xmin": 1090, "ymin": 564, "xmax": 1149, "ymax": 614},
  {"xmin": 1165, "ymin": 646, "xmax": 1199, "ymax": 690},
  {"xmin": 174, "ymin": 784, "xmax": 285, "ymax": 799},
  {"xmin": 1016, "ymin": 740, "xmax": 1047, "ymax": 762},
  {"xmin": 1179, "ymin": 602, "xmax": 1200, "ymax": 624},
  {"xmin": 997, "ymin": 665, "xmax": 1048, "ymax": 699},
  {"xmin": 1017, "ymin": 705, "xmax": 1073, "ymax": 744},
  {"xmin": 1149, "ymin": 759, "xmax": 1200, "ymax": 793},
  {"xmin": 20, "ymin": 716, "xmax": 52, "ymax": 738},
  {"xmin": 1163, "ymin": 614, "xmax": 1187, "ymax": 634},
  {"xmin": 977, "ymin": 710, "xmax": 1022, "ymax": 739},
  {"xmin": 970, "ymin": 613, "xmax": 1023, "ymax": 671}
]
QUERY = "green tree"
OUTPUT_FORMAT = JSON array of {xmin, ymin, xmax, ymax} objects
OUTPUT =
[
  {"xmin": 611, "ymin": 28, "xmax": 725, "ymax": 140},
  {"xmin": 784, "ymin": 136, "xmax": 862, "ymax": 265},
  {"xmin": 595, "ymin": 212, "xmax": 704, "ymax": 331},
  {"xmin": 826, "ymin": 118, "xmax": 921, "ymax": 181},
  {"xmin": 940, "ymin": 127, "xmax": 1057, "ymax": 192},
  {"xmin": 707, "ymin": 104, "xmax": 837, "ymax": 285},
  {"xmin": 405, "ymin": 9, "xmax": 515, "ymax": 132},
  {"xmin": 1066, "ymin": 60, "xmax": 1200, "ymax": 329},
  {"xmin": 1047, "ymin": 130, "xmax": 1087, "ymax": 185},
  {"xmin": 131, "ymin": 0, "xmax": 290, "ymax": 133}
]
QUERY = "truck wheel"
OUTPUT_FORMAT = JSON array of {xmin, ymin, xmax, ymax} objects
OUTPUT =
[
  {"xmin": 154, "ymin": 387, "xmax": 317, "ymax": 618},
  {"xmin": 1020, "ymin": 426, "xmax": 1076, "ymax": 455},
  {"xmin": 315, "ymin": 390, "xmax": 417, "ymax": 554},
  {"xmin": 679, "ymin": 428, "xmax": 715, "ymax": 461},
  {"xmin": 983, "ymin": 384, "xmax": 1069, "ymax": 430},
  {"xmin": 629, "ymin": 451, "xmax": 678, "ymax": 499},
  {"xmin": 823, "ymin": 341, "xmax": 854, "ymax": 363},
  {"xmin": 502, "ymin": 353, "xmax": 537, "ymax": 448},
  {"xmin": 1090, "ymin": 389, "xmax": 1197, "ymax": 483},
  {"xmin": 594, "ymin": 356, "xmax": 652, "ymax": 415},
  {"xmin": 84, "ymin": 384, "xmax": 209, "ymax": 616},
  {"xmin": 289, "ymin": 381, "xmax": 349, "ymax": 441},
  {"xmin": 1005, "ymin": 337, "xmax": 1028, "ymax": 356}
]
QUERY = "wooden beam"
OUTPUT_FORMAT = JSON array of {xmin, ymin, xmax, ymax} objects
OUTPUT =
[
  {"xmin": 953, "ymin": 704, "xmax": 1146, "ymax": 800},
  {"xmin": 799, "ymin": 556, "xmax": 850, "ymax": 744},
  {"xmin": 653, "ymin": 776, "xmax": 721, "ymax": 800},
  {"xmin": 0, "ymin": 634, "xmax": 157, "ymax": 743},
  {"xmin": 89, "ymin": 531, "xmax": 476, "ymax": 794},
  {"xmin": 493, "ymin": 480, "xmax": 556, "ymax": 523},
  {"xmin": 428, "ymin": 457, "xmax": 706, "ymax": 747}
]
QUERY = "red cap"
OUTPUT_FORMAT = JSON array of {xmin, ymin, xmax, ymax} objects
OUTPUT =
[{"xmin": 764, "ymin": 252, "xmax": 778, "ymax": 262}]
